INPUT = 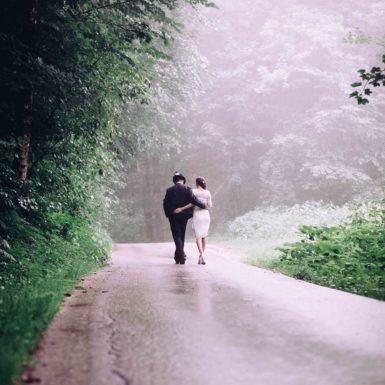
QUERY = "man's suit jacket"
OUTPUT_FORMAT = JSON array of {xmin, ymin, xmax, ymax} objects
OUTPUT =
[{"xmin": 163, "ymin": 183, "xmax": 205, "ymax": 219}]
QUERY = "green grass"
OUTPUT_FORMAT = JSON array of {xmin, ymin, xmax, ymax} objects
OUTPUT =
[{"xmin": 0, "ymin": 213, "xmax": 109, "ymax": 385}]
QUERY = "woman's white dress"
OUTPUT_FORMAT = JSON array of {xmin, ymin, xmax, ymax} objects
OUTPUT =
[{"xmin": 192, "ymin": 188, "xmax": 213, "ymax": 239}]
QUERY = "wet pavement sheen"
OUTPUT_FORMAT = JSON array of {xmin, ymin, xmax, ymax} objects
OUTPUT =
[{"xmin": 30, "ymin": 243, "xmax": 385, "ymax": 385}]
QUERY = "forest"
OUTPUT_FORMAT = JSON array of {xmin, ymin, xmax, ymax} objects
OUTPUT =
[
  {"xmin": 113, "ymin": 0, "xmax": 385, "ymax": 241},
  {"xmin": 0, "ymin": 0, "xmax": 384, "ymax": 384}
]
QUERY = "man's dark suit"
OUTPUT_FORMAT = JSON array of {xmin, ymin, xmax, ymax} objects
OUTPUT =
[{"xmin": 163, "ymin": 183, "xmax": 205, "ymax": 263}]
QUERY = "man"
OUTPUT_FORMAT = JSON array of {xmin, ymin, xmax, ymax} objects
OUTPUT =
[{"xmin": 163, "ymin": 172, "xmax": 206, "ymax": 264}]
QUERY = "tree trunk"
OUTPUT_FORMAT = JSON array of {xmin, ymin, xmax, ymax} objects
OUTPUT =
[
  {"xmin": 19, "ymin": 0, "xmax": 38, "ymax": 181},
  {"xmin": 19, "ymin": 92, "xmax": 33, "ymax": 181},
  {"xmin": 151, "ymin": 157, "xmax": 165, "ymax": 242},
  {"xmin": 141, "ymin": 159, "xmax": 155, "ymax": 241}
]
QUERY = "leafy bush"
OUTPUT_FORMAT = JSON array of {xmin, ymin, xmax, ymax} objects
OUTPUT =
[
  {"xmin": 272, "ymin": 202, "xmax": 385, "ymax": 300},
  {"xmin": 227, "ymin": 201, "xmax": 385, "ymax": 300}
]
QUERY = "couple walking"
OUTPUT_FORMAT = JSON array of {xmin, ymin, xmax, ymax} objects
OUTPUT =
[{"xmin": 163, "ymin": 172, "xmax": 213, "ymax": 265}]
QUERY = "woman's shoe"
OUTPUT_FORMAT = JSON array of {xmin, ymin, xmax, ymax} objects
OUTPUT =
[
  {"xmin": 201, "ymin": 256, "xmax": 206, "ymax": 265},
  {"xmin": 198, "ymin": 255, "xmax": 203, "ymax": 264}
]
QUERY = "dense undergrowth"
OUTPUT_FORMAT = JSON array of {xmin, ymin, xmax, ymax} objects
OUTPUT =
[
  {"xmin": 0, "ymin": 210, "xmax": 110, "ymax": 384},
  {"xmin": 268, "ymin": 202, "xmax": 385, "ymax": 300},
  {"xmin": 228, "ymin": 201, "xmax": 385, "ymax": 300}
]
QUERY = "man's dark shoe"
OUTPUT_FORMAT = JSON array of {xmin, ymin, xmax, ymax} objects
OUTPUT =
[{"xmin": 179, "ymin": 259, "xmax": 186, "ymax": 265}]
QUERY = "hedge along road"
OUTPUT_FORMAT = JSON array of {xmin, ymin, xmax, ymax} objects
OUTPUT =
[{"xmin": 27, "ymin": 243, "xmax": 385, "ymax": 385}]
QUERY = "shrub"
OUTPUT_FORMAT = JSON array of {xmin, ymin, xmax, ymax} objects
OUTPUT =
[{"xmin": 274, "ymin": 202, "xmax": 385, "ymax": 299}]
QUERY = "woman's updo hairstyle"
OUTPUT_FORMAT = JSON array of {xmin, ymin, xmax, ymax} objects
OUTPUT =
[{"xmin": 196, "ymin": 177, "xmax": 206, "ymax": 190}]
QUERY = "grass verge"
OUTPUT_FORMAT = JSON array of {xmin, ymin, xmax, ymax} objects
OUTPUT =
[{"xmin": 0, "ymin": 213, "xmax": 109, "ymax": 385}]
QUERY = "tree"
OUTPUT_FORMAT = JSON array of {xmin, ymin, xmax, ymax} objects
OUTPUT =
[{"xmin": 0, "ymin": 0, "xmax": 213, "ymax": 219}]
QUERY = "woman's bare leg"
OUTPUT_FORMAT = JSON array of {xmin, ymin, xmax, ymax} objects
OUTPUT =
[
  {"xmin": 202, "ymin": 238, "xmax": 206, "ymax": 252},
  {"xmin": 196, "ymin": 238, "xmax": 204, "ymax": 256}
]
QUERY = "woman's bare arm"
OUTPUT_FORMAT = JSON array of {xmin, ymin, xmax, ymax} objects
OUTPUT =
[
  {"xmin": 207, "ymin": 191, "xmax": 213, "ymax": 209},
  {"xmin": 174, "ymin": 203, "xmax": 193, "ymax": 214}
]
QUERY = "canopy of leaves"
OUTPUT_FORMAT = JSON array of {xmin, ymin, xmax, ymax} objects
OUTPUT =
[{"xmin": 0, "ymin": 0, "xmax": 212, "ymax": 256}]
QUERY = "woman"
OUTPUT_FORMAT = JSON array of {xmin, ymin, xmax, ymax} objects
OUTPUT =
[{"xmin": 174, "ymin": 177, "xmax": 213, "ymax": 264}]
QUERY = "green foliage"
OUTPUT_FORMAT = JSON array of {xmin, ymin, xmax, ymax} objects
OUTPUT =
[
  {"xmin": 0, "ymin": 210, "xmax": 110, "ymax": 385},
  {"xmin": 350, "ymin": 54, "xmax": 385, "ymax": 104},
  {"xmin": 273, "ymin": 202, "xmax": 385, "ymax": 300},
  {"xmin": 0, "ymin": 1, "xmax": 212, "ymax": 383}
]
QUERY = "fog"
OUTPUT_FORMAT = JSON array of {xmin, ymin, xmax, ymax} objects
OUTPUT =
[{"xmin": 111, "ymin": 0, "xmax": 385, "ymax": 242}]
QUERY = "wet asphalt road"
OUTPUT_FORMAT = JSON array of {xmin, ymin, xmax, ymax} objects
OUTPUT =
[{"xmin": 30, "ymin": 243, "xmax": 385, "ymax": 385}]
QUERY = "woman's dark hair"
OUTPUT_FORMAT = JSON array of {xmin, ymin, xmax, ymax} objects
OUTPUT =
[{"xmin": 196, "ymin": 177, "xmax": 206, "ymax": 189}]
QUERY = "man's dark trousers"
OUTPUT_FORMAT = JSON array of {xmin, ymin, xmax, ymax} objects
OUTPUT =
[{"xmin": 169, "ymin": 215, "xmax": 188, "ymax": 262}]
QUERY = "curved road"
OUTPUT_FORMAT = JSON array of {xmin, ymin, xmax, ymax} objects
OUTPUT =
[{"xmin": 28, "ymin": 243, "xmax": 385, "ymax": 385}]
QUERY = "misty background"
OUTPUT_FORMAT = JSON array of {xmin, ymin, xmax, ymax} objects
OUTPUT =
[{"xmin": 110, "ymin": 0, "xmax": 385, "ymax": 243}]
